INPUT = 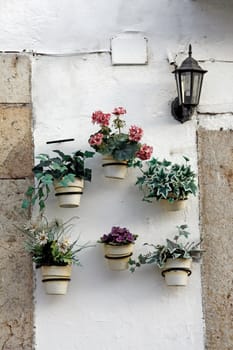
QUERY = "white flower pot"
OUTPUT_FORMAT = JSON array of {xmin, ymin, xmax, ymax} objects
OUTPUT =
[
  {"xmin": 106, "ymin": 256, "xmax": 131, "ymax": 271},
  {"xmin": 102, "ymin": 156, "xmax": 128, "ymax": 179},
  {"xmin": 104, "ymin": 243, "xmax": 134, "ymax": 257},
  {"xmin": 41, "ymin": 265, "xmax": 72, "ymax": 295},
  {"xmin": 54, "ymin": 178, "xmax": 84, "ymax": 208},
  {"xmin": 160, "ymin": 199, "xmax": 187, "ymax": 211},
  {"xmin": 104, "ymin": 243, "xmax": 133, "ymax": 271},
  {"xmin": 161, "ymin": 258, "xmax": 192, "ymax": 286}
]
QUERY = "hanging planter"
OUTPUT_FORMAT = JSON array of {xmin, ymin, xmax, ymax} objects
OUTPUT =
[
  {"xmin": 22, "ymin": 149, "xmax": 94, "ymax": 212},
  {"xmin": 41, "ymin": 265, "xmax": 72, "ymax": 295},
  {"xmin": 102, "ymin": 156, "xmax": 128, "ymax": 179},
  {"xmin": 99, "ymin": 226, "xmax": 138, "ymax": 271},
  {"xmin": 20, "ymin": 217, "xmax": 92, "ymax": 295},
  {"xmin": 160, "ymin": 199, "xmax": 187, "ymax": 212},
  {"xmin": 104, "ymin": 243, "xmax": 134, "ymax": 271},
  {"xmin": 161, "ymin": 258, "xmax": 192, "ymax": 286},
  {"xmin": 105, "ymin": 254, "xmax": 132, "ymax": 271},
  {"xmin": 129, "ymin": 225, "xmax": 203, "ymax": 287},
  {"xmin": 88, "ymin": 107, "xmax": 153, "ymax": 180},
  {"xmin": 54, "ymin": 178, "xmax": 84, "ymax": 208},
  {"xmin": 135, "ymin": 157, "xmax": 197, "ymax": 211}
]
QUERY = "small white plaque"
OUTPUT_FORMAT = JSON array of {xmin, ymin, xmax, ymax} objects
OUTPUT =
[{"xmin": 111, "ymin": 33, "xmax": 148, "ymax": 65}]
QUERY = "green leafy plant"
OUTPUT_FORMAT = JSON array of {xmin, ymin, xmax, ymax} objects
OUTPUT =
[
  {"xmin": 88, "ymin": 107, "xmax": 153, "ymax": 163},
  {"xmin": 134, "ymin": 156, "xmax": 197, "ymax": 202},
  {"xmin": 22, "ymin": 149, "xmax": 94, "ymax": 211},
  {"xmin": 21, "ymin": 216, "xmax": 92, "ymax": 268},
  {"xmin": 129, "ymin": 225, "xmax": 203, "ymax": 272}
]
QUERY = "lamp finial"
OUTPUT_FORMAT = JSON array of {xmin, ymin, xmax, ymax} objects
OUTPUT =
[{"xmin": 188, "ymin": 44, "xmax": 192, "ymax": 57}]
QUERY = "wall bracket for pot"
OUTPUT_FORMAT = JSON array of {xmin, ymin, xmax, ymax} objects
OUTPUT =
[
  {"xmin": 46, "ymin": 138, "xmax": 75, "ymax": 144},
  {"xmin": 104, "ymin": 253, "xmax": 133, "ymax": 260},
  {"xmin": 161, "ymin": 267, "xmax": 192, "ymax": 277},
  {"xmin": 55, "ymin": 191, "xmax": 83, "ymax": 196},
  {"xmin": 42, "ymin": 278, "xmax": 71, "ymax": 282},
  {"xmin": 102, "ymin": 162, "xmax": 128, "ymax": 167}
]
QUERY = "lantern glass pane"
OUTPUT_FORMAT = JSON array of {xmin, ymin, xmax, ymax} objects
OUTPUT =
[
  {"xmin": 192, "ymin": 72, "xmax": 203, "ymax": 105},
  {"xmin": 181, "ymin": 72, "xmax": 192, "ymax": 105},
  {"xmin": 175, "ymin": 73, "xmax": 182, "ymax": 104}
]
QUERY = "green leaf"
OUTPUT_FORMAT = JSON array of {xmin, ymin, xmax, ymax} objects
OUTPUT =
[
  {"xmin": 84, "ymin": 168, "xmax": 92, "ymax": 182},
  {"xmin": 38, "ymin": 187, "xmax": 44, "ymax": 200},
  {"xmin": 39, "ymin": 200, "xmax": 45, "ymax": 211},
  {"xmin": 83, "ymin": 150, "xmax": 95, "ymax": 158},
  {"xmin": 58, "ymin": 174, "xmax": 75, "ymax": 186},
  {"xmin": 52, "ymin": 149, "xmax": 65, "ymax": 158},
  {"xmin": 36, "ymin": 153, "xmax": 49, "ymax": 161},
  {"xmin": 51, "ymin": 163, "xmax": 67, "ymax": 172},
  {"xmin": 22, "ymin": 199, "xmax": 30, "ymax": 209},
  {"xmin": 180, "ymin": 224, "xmax": 188, "ymax": 230},
  {"xmin": 41, "ymin": 174, "xmax": 53, "ymax": 185},
  {"xmin": 183, "ymin": 156, "xmax": 190, "ymax": 162},
  {"xmin": 25, "ymin": 186, "xmax": 34, "ymax": 196}
]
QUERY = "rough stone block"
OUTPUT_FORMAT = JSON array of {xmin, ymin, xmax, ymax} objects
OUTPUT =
[
  {"xmin": 198, "ymin": 128, "xmax": 233, "ymax": 350},
  {"xmin": 0, "ymin": 54, "xmax": 31, "ymax": 103},
  {"xmin": 0, "ymin": 105, "xmax": 33, "ymax": 178},
  {"xmin": 0, "ymin": 179, "xmax": 34, "ymax": 350}
]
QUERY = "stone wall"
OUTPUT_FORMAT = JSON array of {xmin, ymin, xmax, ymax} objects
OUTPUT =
[
  {"xmin": 198, "ymin": 127, "xmax": 233, "ymax": 350},
  {"xmin": 0, "ymin": 55, "xmax": 232, "ymax": 350},
  {"xmin": 0, "ymin": 54, "xmax": 34, "ymax": 350}
]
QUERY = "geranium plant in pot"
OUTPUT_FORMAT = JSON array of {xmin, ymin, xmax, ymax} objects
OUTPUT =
[
  {"xmin": 99, "ymin": 226, "xmax": 138, "ymax": 271},
  {"xmin": 134, "ymin": 156, "xmax": 197, "ymax": 211},
  {"xmin": 88, "ymin": 107, "xmax": 153, "ymax": 179},
  {"xmin": 129, "ymin": 225, "xmax": 203, "ymax": 286},
  {"xmin": 22, "ymin": 149, "xmax": 94, "ymax": 212},
  {"xmin": 21, "ymin": 216, "xmax": 92, "ymax": 294}
]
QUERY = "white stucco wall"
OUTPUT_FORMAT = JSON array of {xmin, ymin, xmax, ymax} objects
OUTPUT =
[
  {"xmin": 1, "ymin": 0, "xmax": 233, "ymax": 349},
  {"xmin": 32, "ymin": 52, "xmax": 203, "ymax": 350}
]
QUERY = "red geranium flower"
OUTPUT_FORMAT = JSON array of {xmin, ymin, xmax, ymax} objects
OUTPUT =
[
  {"xmin": 136, "ymin": 144, "xmax": 153, "ymax": 160},
  {"xmin": 128, "ymin": 125, "xmax": 143, "ymax": 142},
  {"xmin": 88, "ymin": 133, "xmax": 104, "ymax": 146},
  {"xmin": 112, "ymin": 107, "xmax": 127, "ymax": 115}
]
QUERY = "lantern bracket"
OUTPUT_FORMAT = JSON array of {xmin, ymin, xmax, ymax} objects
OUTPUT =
[{"xmin": 171, "ymin": 97, "xmax": 195, "ymax": 123}]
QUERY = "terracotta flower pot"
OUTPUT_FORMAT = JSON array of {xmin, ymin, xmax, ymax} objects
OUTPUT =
[
  {"xmin": 102, "ymin": 156, "xmax": 128, "ymax": 179},
  {"xmin": 54, "ymin": 178, "xmax": 84, "ymax": 208},
  {"xmin": 41, "ymin": 265, "xmax": 72, "ymax": 295},
  {"xmin": 104, "ymin": 243, "xmax": 134, "ymax": 271},
  {"xmin": 161, "ymin": 258, "xmax": 192, "ymax": 286}
]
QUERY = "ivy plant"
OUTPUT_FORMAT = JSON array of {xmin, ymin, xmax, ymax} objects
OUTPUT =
[
  {"xmin": 129, "ymin": 225, "xmax": 203, "ymax": 272},
  {"xmin": 22, "ymin": 149, "xmax": 94, "ymax": 212},
  {"xmin": 134, "ymin": 156, "xmax": 197, "ymax": 202}
]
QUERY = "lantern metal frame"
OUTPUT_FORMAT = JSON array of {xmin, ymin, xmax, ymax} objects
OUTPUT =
[{"xmin": 171, "ymin": 45, "xmax": 207, "ymax": 123}]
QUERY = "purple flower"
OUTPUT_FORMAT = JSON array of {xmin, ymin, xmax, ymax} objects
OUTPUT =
[{"xmin": 99, "ymin": 226, "xmax": 138, "ymax": 245}]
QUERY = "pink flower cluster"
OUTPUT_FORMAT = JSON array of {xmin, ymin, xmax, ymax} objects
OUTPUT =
[
  {"xmin": 89, "ymin": 106, "xmax": 153, "ymax": 161},
  {"xmin": 136, "ymin": 144, "xmax": 153, "ymax": 160},
  {"xmin": 112, "ymin": 107, "xmax": 126, "ymax": 115},
  {"xmin": 129, "ymin": 125, "xmax": 143, "ymax": 142},
  {"xmin": 92, "ymin": 110, "xmax": 111, "ymax": 127},
  {"xmin": 89, "ymin": 132, "xmax": 104, "ymax": 146}
]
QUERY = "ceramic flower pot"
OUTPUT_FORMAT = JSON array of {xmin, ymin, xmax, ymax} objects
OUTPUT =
[
  {"xmin": 160, "ymin": 199, "xmax": 187, "ymax": 211},
  {"xmin": 41, "ymin": 265, "xmax": 72, "ymax": 295},
  {"xmin": 104, "ymin": 243, "xmax": 134, "ymax": 271},
  {"xmin": 54, "ymin": 178, "xmax": 84, "ymax": 208},
  {"xmin": 161, "ymin": 258, "xmax": 192, "ymax": 286},
  {"xmin": 102, "ymin": 156, "xmax": 128, "ymax": 179}
]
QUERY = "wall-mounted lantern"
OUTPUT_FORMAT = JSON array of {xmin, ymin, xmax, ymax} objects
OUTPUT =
[{"xmin": 171, "ymin": 44, "xmax": 207, "ymax": 123}]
